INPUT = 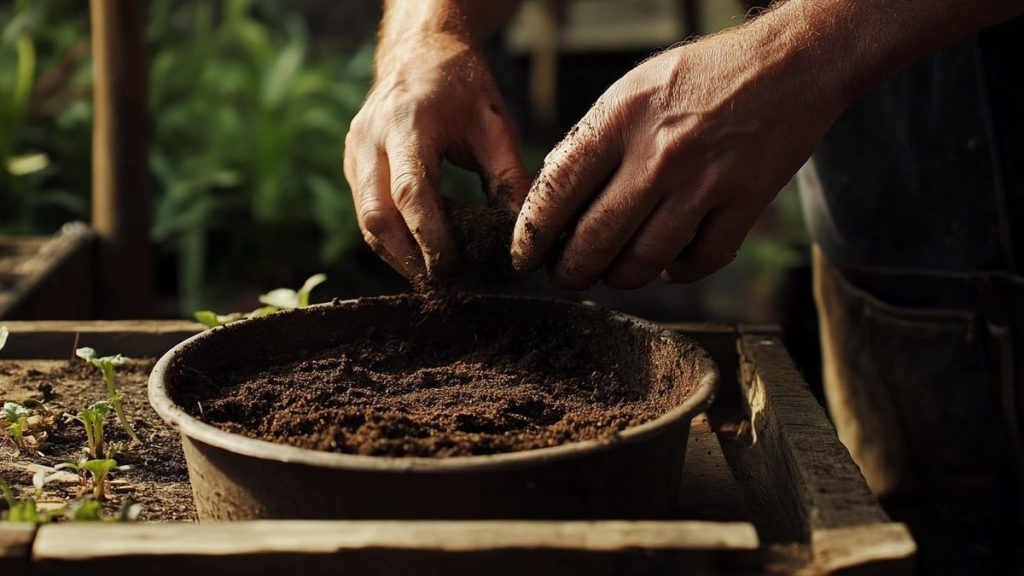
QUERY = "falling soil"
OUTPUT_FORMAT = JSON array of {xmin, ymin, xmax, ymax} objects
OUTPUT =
[
  {"xmin": 0, "ymin": 359, "xmax": 195, "ymax": 521},
  {"xmin": 174, "ymin": 296, "xmax": 691, "ymax": 458}
]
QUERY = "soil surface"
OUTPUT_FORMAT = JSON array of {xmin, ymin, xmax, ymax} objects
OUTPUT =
[
  {"xmin": 0, "ymin": 359, "xmax": 195, "ymax": 521},
  {"xmin": 176, "ymin": 295, "xmax": 689, "ymax": 458}
]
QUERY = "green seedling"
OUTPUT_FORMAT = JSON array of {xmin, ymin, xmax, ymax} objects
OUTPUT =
[
  {"xmin": 1, "ymin": 478, "xmax": 46, "ymax": 523},
  {"xmin": 57, "ymin": 459, "xmax": 129, "ymax": 501},
  {"xmin": 259, "ymin": 273, "xmax": 327, "ymax": 309},
  {"xmin": 194, "ymin": 273, "xmax": 326, "ymax": 328},
  {"xmin": 65, "ymin": 400, "xmax": 111, "ymax": 459},
  {"xmin": 65, "ymin": 496, "xmax": 141, "ymax": 522},
  {"xmin": 76, "ymin": 348, "xmax": 140, "ymax": 444},
  {"xmin": 3, "ymin": 402, "xmax": 29, "ymax": 447}
]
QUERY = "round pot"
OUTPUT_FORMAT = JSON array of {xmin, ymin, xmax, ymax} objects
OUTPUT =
[{"xmin": 149, "ymin": 295, "xmax": 717, "ymax": 521}]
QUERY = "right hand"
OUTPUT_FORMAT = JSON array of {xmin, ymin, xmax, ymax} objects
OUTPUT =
[{"xmin": 344, "ymin": 33, "xmax": 530, "ymax": 279}]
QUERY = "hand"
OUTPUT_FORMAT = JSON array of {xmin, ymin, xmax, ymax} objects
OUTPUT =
[
  {"xmin": 344, "ymin": 32, "xmax": 530, "ymax": 278},
  {"xmin": 510, "ymin": 27, "xmax": 844, "ymax": 289}
]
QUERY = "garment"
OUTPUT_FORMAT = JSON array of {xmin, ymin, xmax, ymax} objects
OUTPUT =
[{"xmin": 800, "ymin": 16, "xmax": 1024, "ymax": 576}]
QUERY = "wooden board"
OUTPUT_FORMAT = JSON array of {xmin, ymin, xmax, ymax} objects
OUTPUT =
[
  {"xmin": 32, "ymin": 521, "xmax": 759, "ymax": 576},
  {"xmin": 0, "ymin": 525, "xmax": 35, "ymax": 576},
  {"xmin": 0, "ymin": 224, "xmax": 95, "ymax": 321}
]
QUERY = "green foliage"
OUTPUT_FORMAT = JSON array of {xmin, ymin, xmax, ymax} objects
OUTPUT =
[
  {"xmin": 57, "ymin": 458, "xmax": 129, "ymax": 501},
  {"xmin": 147, "ymin": 0, "xmax": 372, "ymax": 312},
  {"xmin": 0, "ymin": 478, "xmax": 45, "ymax": 522},
  {"xmin": 3, "ymin": 401, "xmax": 28, "ymax": 446},
  {"xmin": 75, "ymin": 348, "xmax": 140, "ymax": 445},
  {"xmin": 195, "ymin": 273, "xmax": 325, "ymax": 328},
  {"xmin": 66, "ymin": 400, "xmax": 111, "ymax": 459}
]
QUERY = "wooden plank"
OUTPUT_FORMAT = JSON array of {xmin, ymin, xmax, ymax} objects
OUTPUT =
[
  {"xmin": 737, "ymin": 335, "xmax": 890, "ymax": 538},
  {"xmin": 676, "ymin": 414, "xmax": 750, "ymax": 522},
  {"xmin": 0, "ymin": 224, "xmax": 95, "ymax": 320},
  {"xmin": 90, "ymin": 0, "xmax": 153, "ymax": 318},
  {"xmin": 0, "ymin": 320, "xmax": 203, "ymax": 359},
  {"xmin": 811, "ymin": 523, "xmax": 916, "ymax": 575},
  {"xmin": 0, "ymin": 524, "xmax": 36, "ymax": 576},
  {"xmin": 33, "ymin": 521, "xmax": 759, "ymax": 576}
]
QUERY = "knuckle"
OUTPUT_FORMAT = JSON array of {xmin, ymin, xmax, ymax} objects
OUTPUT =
[
  {"xmin": 390, "ymin": 175, "xmax": 419, "ymax": 213},
  {"xmin": 359, "ymin": 206, "xmax": 391, "ymax": 240}
]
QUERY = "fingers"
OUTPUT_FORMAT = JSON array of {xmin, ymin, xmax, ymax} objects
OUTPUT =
[
  {"xmin": 511, "ymin": 106, "xmax": 621, "ymax": 272},
  {"xmin": 662, "ymin": 205, "xmax": 759, "ymax": 283},
  {"xmin": 383, "ymin": 134, "xmax": 458, "ymax": 277},
  {"xmin": 344, "ymin": 140, "xmax": 425, "ymax": 278},
  {"xmin": 547, "ymin": 166, "xmax": 662, "ymax": 290},
  {"xmin": 602, "ymin": 193, "xmax": 706, "ymax": 289},
  {"xmin": 472, "ymin": 103, "xmax": 532, "ymax": 212}
]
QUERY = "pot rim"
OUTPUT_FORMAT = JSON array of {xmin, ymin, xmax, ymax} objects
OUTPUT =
[{"xmin": 149, "ymin": 295, "xmax": 718, "ymax": 473}]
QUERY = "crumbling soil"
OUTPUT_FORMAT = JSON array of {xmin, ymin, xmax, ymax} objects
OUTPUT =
[
  {"xmin": 175, "ymin": 295, "xmax": 690, "ymax": 458},
  {"xmin": 0, "ymin": 359, "xmax": 195, "ymax": 521}
]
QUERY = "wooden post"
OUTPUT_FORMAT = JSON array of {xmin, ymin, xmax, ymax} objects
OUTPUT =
[{"xmin": 90, "ymin": 0, "xmax": 153, "ymax": 318}]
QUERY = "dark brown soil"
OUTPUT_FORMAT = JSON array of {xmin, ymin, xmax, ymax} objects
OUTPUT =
[
  {"xmin": 0, "ymin": 359, "xmax": 194, "ymax": 521},
  {"xmin": 176, "ymin": 295, "xmax": 689, "ymax": 458}
]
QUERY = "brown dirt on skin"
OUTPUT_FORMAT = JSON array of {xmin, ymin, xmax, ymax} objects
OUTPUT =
[
  {"xmin": 0, "ymin": 359, "xmax": 195, "ymax": 521},
  {"xmin": 178, "ymin": 296, "xmax": 683, "ymax": 458}
]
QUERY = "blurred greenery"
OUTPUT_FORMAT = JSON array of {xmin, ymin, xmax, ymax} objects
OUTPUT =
[{"xmin": 0, "ymin": 0, "xmax": 378, "ymax": 314}]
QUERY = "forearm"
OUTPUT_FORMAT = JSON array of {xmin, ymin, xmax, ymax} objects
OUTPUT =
[
  {"xmin": 377, "ymin": 0, "xmax": 522, "ymax": 73},
  {"xmin": 746, "ymin": 0, "xmax": 1024, "ymax": 111}
]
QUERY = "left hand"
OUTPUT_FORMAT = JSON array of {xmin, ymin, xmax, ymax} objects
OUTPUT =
[{"xmin": 510, "ymin": 29, "xmax": 843, "ymax": 289}]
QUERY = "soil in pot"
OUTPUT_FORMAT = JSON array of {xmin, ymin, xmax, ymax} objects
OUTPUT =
[{"xmin": 173, "ymin": 295, "xmax": 693, "ymax": 458}]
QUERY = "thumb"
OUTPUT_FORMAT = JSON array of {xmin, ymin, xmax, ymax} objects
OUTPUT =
[{"xmin": 472, "ymin": 107, "xmax": 531, "ymax": 212}]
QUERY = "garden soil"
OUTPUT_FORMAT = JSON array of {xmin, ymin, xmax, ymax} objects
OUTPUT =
[{"xmin": 0, "ymin": 359, "xmax": 195, "ymax": 521}]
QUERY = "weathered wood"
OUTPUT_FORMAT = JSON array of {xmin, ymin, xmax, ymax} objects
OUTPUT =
[
  {"xmin": 0, "ymin": 320, "xmax": 202, "ymax": 359},
  {"xmin": 677, "ymin": 414, "xmax": 751, "ymax": 522},
  {"xmin": 737, "ymin": 335, "xmax": 891, "ymax": 536},
  {"xmin": 90, "ymin": 0, "xmax": 153, "ymax": 318},
  {"xmin": 0, "ymin": 524, "xmax": 35, "ymax": 576},
  {"xmin": 32, "ymin": 521, "xmax": 759, "ymax": 576},
  {"xmin": 811, "ymin": 523, "xmax": 916, "ymax": 576},
  {"xmin": 0, "ymin": 224, "xmax": 95, "ymax": 320}
]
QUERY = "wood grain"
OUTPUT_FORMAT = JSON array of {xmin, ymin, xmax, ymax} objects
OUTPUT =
[{"xmin": 0, "ymin": 525, "xmax": 36, "ymax": 576}]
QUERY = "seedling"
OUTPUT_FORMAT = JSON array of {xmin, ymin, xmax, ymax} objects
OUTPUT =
[
  {"xmin": 0, "ymin": 326, "xmax": 8, "ymax": 353},
  {"xmin": 194, "ymin": 273, "xmax": 327, "ymax": 328},
  {"xmin": 3, "ymin": 402, "xmax": 29, "ymax": 447},
  {"xmin": 57, "ymin": 458, "xmax": 130, "ymax": 501},
  {"xmin": 1, "ymin": 478, "xmax": 45, "ymax": 523},
  {"xmin": 76, "ymin": 348, "xmax": 140, "ymax": 444},
  {"xmin": 65, "ymin": 496, "xmax": 141, "ymax": 522},
  {"xmin": 65, "ymin": 400, "xmax": 111, "ymax": 459},
  {"xmin": 259, "ymin": 273, "xmax": 327, "ymax": 309}
]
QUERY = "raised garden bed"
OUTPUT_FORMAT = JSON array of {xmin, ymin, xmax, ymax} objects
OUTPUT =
[
  {"xmin": 0, "ymin": 224, "xmax": 95, "ymax": 321},
  {"xmin": 0, "ymin": 319, "xmax": 916, "ymax": 575}
]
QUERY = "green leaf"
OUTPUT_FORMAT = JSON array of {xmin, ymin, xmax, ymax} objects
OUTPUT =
[
  {"xmin": 74, "ymin": 347, "xmax": 96, "ymax": 362},
  {"xmin": 5, "ymin": 152, "xmax": 49, "ymax": 176},
  {"xmin": 194, "ymin": 310, "xmax": 223, "ymax": 328},
  {"xmin": 296, "ymin": 273, "xmax": 326, "ymax": 307}
]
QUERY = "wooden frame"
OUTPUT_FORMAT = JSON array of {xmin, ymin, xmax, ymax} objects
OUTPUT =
[
  {"xmin": 0, "ymin": 224, "xmax": 95, "ymax": 321},
  {"xmin": 0, "ymin": 321, "xmax": 916, "ymax": 575}
]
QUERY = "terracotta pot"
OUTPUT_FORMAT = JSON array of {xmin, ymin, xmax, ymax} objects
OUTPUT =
[{"xmin": 149, "ymin": 295, "xmax": 717, "ymax": 520}]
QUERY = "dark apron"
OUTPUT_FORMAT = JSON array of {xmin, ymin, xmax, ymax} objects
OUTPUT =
[{"xmin": 800, "ymin": 16, "xmax": 1024, "ymax": 576}]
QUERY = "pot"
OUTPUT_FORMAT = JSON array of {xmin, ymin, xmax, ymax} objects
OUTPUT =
[{"xmin": 149, "ymin": 295, "xmax": 717, "ymax": 520}]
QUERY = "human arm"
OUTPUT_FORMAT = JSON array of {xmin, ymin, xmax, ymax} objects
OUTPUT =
[
  {"xmin": 344, "ymin": 0, "xmax": 526, "ymax": 278},
  {"xmin": 510, "ymin": 0, "xmax": 1024, "ymax": 289}
]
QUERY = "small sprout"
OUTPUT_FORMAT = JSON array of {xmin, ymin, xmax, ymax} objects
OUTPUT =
[
  {"xmin": 57, "ymin": 459, "xmax": 129, "ymax": 501},
  {"xmin": 258, "ymin": 273, "xmax": 327, "ymax": 309},
  {"xmin": 65, "ymin": 496, "xmax": 141, "ymax": 523},
  {"xmin": 65, "ymin": 401, "xmax": 112, "ymax": 459},
  {"xmin": 194, "ymin": 274, "xmax": 327, "ymax": 330},
  {"xmin": 3, "ymin": 402, "xmax": 29, "ymax": 446},
  {"xmin": 1, "ymin": 478, "xmax": 46, "ymax": 523},
  {"xmin": 0, "ymin": 326, "xmax": 8, "ymax": 353},
  {"xmin": 76, "ymin": 348, "xmax": 140, "ymax": 444}
]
